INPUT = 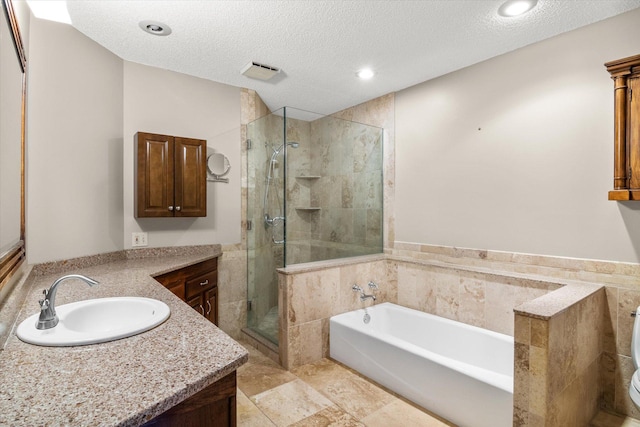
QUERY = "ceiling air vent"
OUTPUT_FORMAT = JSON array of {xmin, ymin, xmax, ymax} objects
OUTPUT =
[{"xmin": 241, "ymin": 61, "xmax": 281, "ymax": 81}]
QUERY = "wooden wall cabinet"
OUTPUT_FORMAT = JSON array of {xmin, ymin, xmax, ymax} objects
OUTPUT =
[
  {"xmin": 606, "ymin": 54, "xmax": 640, "ymax": 201},
  {"xmin": 154, "ymin": 257, "xmax": 219, "ymax": 325},
  {"xmin": 135, "ymin": 132, "xmax": 207, "ymax": 217}
]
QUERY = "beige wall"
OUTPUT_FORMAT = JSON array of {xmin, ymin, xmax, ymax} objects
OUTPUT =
[
  {"xmin": 123, "ymin": 61, "xmax": 241, "ymax": 250},
  {"xmin": 27, "ymin": 18, "xmax": 124, "ymax": 264},
  {"xmin": 395, "ymin": 8, "xmax": 640, "ymax": 263},
  {"xmin": 25, "ymin": 17, "xmax": 243, "ymax": 263}
]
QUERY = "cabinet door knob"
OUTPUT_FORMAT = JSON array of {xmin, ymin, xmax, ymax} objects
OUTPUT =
[
  {"xmin": 200, "ymin": 279, "xmax": 209, "ymax": 286},
  {"xmin": 175, "ymin": 206, "xmax": 181, "ymax": 211},
  {"xmin": 206, "ymin": 300, "xmax": 212, "ymax": 315},
  {"xmin": 168, "ymin": 206, "xmax": 174, "ymax": 211}
]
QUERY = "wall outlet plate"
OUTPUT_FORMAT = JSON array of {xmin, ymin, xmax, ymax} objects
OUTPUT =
[{"xmin": 132, "ymin": 232, "xmax": 148, "ymax": 247}]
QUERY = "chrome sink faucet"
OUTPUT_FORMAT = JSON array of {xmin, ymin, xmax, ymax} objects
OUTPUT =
[
  {"xmin": 352, "ymin": 284, "xmax": 376, "ymax": 302},
  {"xmin": 37, "ymin": 274, "xmax": 99, "ymax": 330}
]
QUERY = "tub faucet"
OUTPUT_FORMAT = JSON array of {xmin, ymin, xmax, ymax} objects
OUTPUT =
[
  {"xmin": 36, "ymin": 274, "xmax": 99, "ymax": 330},
  {"xmin": 352, "ymin": 284, "xmax": 376, "ymax": 302}
]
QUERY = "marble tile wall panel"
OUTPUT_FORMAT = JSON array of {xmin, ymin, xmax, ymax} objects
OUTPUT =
[
  {"xmin": 218, "ymin": 245, "xmax": 247, "ymax": 340},
  {"xmin": 331, "ymin": 93, "xmax": 395, "ymax": 249},
  {"xmin": 513, "ymin": 287, "xmax": 604, "ymax": 426},
  {"xmin": 279, "ymin": 258, "xmax": 396, "ymax": 369},
  {"xmin": 396, "ymin": 261, "xmax": 557, "ymax": 336},
  {"xmin": 393, "ymin": 241, "xmax": 640, "ymax": 420}
]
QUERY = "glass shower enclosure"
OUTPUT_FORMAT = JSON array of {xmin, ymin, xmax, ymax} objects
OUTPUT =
[{"xmin": 246, "ymin": 107, "xmax": 383, "ymax": 345}]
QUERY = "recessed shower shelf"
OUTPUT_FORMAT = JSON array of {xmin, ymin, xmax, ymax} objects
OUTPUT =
[
  {"xmin": 295, "ymin": 207, "xmax": 321, "ymax": 211},
  {"xmin": 295, "ymin": 176, "xmax": 321, "ymax": 179}
]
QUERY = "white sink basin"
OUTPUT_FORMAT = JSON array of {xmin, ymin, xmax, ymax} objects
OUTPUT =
[{"xmin": 16, "ymin": 297, "xmax": 170, "ymax": 346}]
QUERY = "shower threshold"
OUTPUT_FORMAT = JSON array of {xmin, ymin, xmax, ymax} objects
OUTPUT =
[{"xmin": 241, "ymin": 327, "xmax": 279, "ymax": 363}]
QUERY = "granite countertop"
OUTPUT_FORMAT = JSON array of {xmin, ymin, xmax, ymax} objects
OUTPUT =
[{"xmin": 0, "ymin": 246, "xmax": 248, "ymax": 426}]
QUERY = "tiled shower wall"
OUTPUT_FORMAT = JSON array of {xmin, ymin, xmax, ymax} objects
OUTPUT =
[{"xmin": 287, "ymin": 114, "xmax": 384, "ymax": 264}]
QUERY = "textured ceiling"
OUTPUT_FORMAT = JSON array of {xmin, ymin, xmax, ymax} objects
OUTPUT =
[{"xmin": 66, "ymin": 0, "xmax": 640, "ymax": 116}]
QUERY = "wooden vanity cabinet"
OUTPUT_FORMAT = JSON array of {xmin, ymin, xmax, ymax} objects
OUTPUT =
[
  {"xmin": 135, "ymin": 132, "xmax": 207, "ymax": 217},
  {"xmin": 154, "ymin": 257, "xmax": 218, "ymax": 325},
  {"xmin": 148, "ymin": 256, "xmax": 232, "ymax": 426},
  {"xmin": 143, "ymin": 370, "xmax": 236, "ymax": 427},
  {"xmin": 606, "ymin": 54, "xmax": 640, "ymax": 200}
]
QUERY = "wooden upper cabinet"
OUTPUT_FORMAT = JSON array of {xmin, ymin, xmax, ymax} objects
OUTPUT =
[
  {"xmin": 606, "ymin": 54, "xmax": 640, "ymax": 201},
  {"xmin": 135, "ymin": 132, "xmax": 207, "ymax": 217}
]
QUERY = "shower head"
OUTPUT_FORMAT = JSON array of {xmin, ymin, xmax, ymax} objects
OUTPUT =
[{"xmin": 272, "ymin": 141, "xmax": 300, "ymax": 156}]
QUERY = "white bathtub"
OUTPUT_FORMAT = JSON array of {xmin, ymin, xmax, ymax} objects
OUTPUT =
[{"xmin": 330, "ymin": 302, "xmax": 514, "ymax": 427}]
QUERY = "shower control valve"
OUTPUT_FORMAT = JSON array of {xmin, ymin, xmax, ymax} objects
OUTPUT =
[
  {"xmin": 367, "ymin": 281, "xmax": 379, "ymax": 290},
  {"xmin": 352, "ymin": 284, "xmax": 363, "ymax": 293}
]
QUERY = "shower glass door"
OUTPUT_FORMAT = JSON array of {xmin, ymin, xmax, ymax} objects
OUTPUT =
[
  {"xmin": 246, "ymin": 107, "xmax": 384, "ymax": 346},
  {"xmin": 246, "ymin": 109, "xmax": 286, "ymax": 344}
]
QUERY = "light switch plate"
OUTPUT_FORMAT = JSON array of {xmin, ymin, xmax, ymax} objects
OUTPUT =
[{"xmin": 132, "ymin": 232, "xmax": 148, "ymax": 247}]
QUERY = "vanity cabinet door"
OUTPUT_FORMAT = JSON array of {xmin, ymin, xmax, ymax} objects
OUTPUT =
[
  {"xmin": 204, "ymin": 286, "xmax": 218, "ymax": 325},
  {"xmin": 188, "ymin": 294, "xmax": 205, "ymax": 316},
  {"xmin": 135, "ymin": 132, "xmax": 207, "ymax": 217},
  {"xmin": 154, "ymin": 257, "xmax": 219, "ymax": 325}
]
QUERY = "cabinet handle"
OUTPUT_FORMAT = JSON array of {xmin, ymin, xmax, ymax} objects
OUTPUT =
[
  {"xmin": 206, "ymin": 300, "xmax": 212, "ymax": 315},
  {"xmin": 198, "ymin": 305, "xmax": 204, "ymax": 315},
  {"xmin": 175, "ymin": 206, "xmax": 181, "ymax": 211},
  {"xmin": 168, "ymin": 206, "xmax": 174, "ymax": 211},
  {"xmin": 200, "ymin": 279, "xmax": 209, "ymax": 286}
]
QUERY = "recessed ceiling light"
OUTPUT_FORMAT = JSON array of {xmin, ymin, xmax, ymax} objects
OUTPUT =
[
  {"xmin": 139, "ymin": 20, "xmax": 172, "ymax": 36},
  {"xmin": 356, "ymin": 68, "xmax": 375, "ymax": 80},
  {"xmin": 498, "ymin": 0, "xmax": 538, "ymax": 17}
]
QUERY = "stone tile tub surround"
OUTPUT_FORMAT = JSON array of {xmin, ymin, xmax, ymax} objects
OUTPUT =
[
  {"xmin": 0, "ymin": 245, "xmax": 248, "ymax": 426},
  {"xmin": 513, "ymin": 284, "xmax": 604, "ymax": 426},
  {"xmin": 279, "ymin": 254, "xmax": 394, "ymax": 369},
  {"xmin": 395, "ymin": 242, "xmax": 640, "ymax": 422},
  {"xmin": 278, "ymin": 246, "xmax": 614, "ymax": 425},
  {"xmin": 278, "ymin": 251, "xmax": 570, "ymax": 370}
]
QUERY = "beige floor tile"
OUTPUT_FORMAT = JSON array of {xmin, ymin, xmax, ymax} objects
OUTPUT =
[
  {"xmin": 252, "ymin": 378, "xmax": 334, "ymax": 426},
  {"xmin": 360, "ymin": 399, "xmax": 454, "ymax": 427},
  {"xmin": 237, "ymin": 359, "xmax": 297, "ymax": 397},
  {"xmin": 239, "ymin": 354, "xmax": 448, "ymax": 427},
  {"xmin": 317, "ymin": 373, "xmax": 396, "ymax": 420},
  {"xmin": 290, "ymin": 405, "xmax": 365, "ymax": 427},
  {"xmin": 236, "ymin": 389, "xmax": 276, "ymax": 427},
  {"xmin": 292, "ymin": 358, "xmax": 356, "ymax": 389}
]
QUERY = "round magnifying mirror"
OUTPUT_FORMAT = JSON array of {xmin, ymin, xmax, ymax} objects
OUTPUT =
[{"xmin": 207, "ymin": 152, "xmax": 230, "ymax": 177}]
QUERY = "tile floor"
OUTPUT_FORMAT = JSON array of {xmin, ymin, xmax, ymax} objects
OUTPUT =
[{"xmin": 236, "ymin": 340, "xmax": 453, "ymax": 426}]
